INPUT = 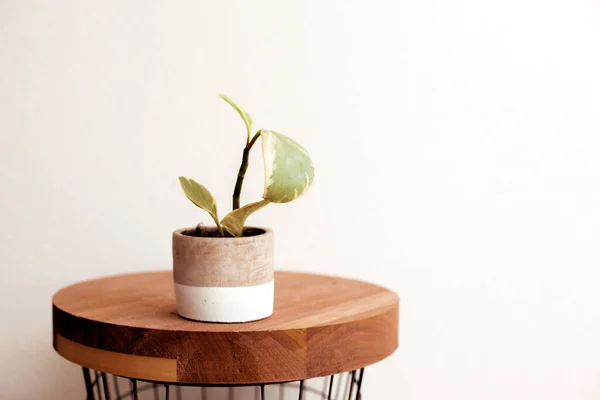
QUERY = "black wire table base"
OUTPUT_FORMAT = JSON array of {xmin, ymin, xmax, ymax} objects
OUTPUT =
[{"xmin": 82, "ymin": 368, "xmax": 364, "ymax": 400}]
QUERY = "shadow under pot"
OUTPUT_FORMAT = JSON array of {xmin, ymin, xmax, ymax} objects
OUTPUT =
[{"xmin": 172, "ymin": 227, "xmax": 274, "ymax": 323}]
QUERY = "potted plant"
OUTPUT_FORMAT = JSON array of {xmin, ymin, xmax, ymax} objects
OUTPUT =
[{"xmin": 173, "ymin": 94, "xmax": 315, "ymax": 323}]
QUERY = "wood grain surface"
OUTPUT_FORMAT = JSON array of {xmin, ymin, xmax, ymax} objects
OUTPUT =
[{"xmin": 52, "ymin": 271, "xmax": 399, "ymax": 384}]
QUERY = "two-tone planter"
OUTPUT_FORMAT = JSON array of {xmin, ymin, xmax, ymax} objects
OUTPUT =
[{"xmin": 172, "ymin": 227, "xmax": 274, "ymax": 323}]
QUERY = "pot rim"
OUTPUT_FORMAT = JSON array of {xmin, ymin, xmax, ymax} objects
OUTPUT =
[{"xmin": 173, "ymin": 226, "xmax": 273, "ymax": 241}]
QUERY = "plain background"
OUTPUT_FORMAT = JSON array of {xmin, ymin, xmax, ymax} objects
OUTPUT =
[{"xmin": 2, "ymin": 0, "xmax": 600, "ymax": 399}]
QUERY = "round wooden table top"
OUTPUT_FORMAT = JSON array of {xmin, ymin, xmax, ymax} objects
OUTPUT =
[{"xmin": 52, "ymin": 271, "xmax": 399, "ymax": 385}]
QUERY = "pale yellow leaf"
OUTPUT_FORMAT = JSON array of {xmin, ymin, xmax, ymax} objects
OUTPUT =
[
  {"xmin": 178, "ymin": 176, "xmax": 223, "ymax": 234},
  {"xmin": 219, "ymin": 94, "xmax": 253, "ymax": 142},
  {"xmin": 221, "ymin": 199, "xmax": 270, "ymax": 237},
  {"xmin": 261, "ymin": 130, "xmax": 315, "ymax": 203}
]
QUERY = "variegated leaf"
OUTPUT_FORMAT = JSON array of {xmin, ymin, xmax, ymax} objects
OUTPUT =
[
  {"xmin": 178, "ymin": 176, "xmax": 222, "ymax": 232},
  {"xmin": 261, "ymin": 130, "xmax": 314, "ymax": 203},
  {"xmin": 219, "ymin": 94, "xmax": 253, "ymax": 141},
  {"xmin": 221, "ymin": 199, "xmax": 270, "ymax": 237}
]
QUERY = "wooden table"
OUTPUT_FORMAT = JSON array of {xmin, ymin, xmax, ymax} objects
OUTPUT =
[{"xmin": 52, "ymin": 271, "xmax": 399, "ymax": 398}]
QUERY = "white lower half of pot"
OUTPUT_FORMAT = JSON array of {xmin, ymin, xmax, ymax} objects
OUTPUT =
[{"xmin": 174, "ymin": 280, "xmax": 274, "ymax": 323}]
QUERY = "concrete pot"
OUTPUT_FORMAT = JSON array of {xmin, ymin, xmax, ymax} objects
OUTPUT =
[{"xmin": 172, "ymin": 227, "xmax": 274, "ymax": 323}]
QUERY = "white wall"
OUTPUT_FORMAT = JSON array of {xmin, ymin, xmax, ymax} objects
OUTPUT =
[{"xmin": 2, "ymin": 0, "xmax": 600, "ymax": 399}]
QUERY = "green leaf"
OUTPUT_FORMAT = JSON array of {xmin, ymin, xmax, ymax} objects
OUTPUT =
[
  {"xmin": 178, "ymin": 176, "xmax": 223, "ymax": 234},
  {"xmin": 219, "ymin": 94, "xmax": 253, "ymax": 142},
  {"xmin": 221, "ymin": 199, "xmax": 270, "ymax": 237},
  {"xmin": 261, "ymin": 130, "xmax": 315, "ymax": 203}
]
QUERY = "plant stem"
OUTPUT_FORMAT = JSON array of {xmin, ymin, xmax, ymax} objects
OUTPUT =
[{"xmin": 233, "ymin": 131, "xmax": 261, "ymax": 210}]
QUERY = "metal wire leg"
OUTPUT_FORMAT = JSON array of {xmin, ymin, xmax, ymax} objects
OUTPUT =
[
  {"xmin": 354, "ymin": 369, "xmax": 365, "ymax": 400},
  {"xmin": 130, "ymin": 379, "xmax": 138, "ymax": 400},
  {"xmin": 82, "ymin": 367, "xmax": 368, "ymax": 399},
  {"xmin": 298, "ymin": 380, "xmax": 304, "ymax": 400},
  {"xmin": 82, "ymin": 368, "xmax": 94, "ymax": 400},
  {"xmin": 327, "ymin": 375, "xmax": 335, "ymax": 400},
  {"xmin": 101, "ymin": 372, "xmax": 111, "ymax": 400},
  {"xmin": 95, "ymin": 371, "xmax": 102, "ymax": 400},
  {"xmin": 347, "ymin": 370, "xmax": 356, "ymax": 400}
]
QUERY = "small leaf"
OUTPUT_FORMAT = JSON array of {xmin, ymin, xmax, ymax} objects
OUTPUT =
[
  {"xmin": 221, "ymin": 199, "xmax": 270, "ymax": 237},
  {"xmin": 178, "ymin": 176, "xmax": 223, "ymax": 233},
  {"xmin": 219, "ymin": 94, "xmax": 253, "ymax": 142},
  {"xmin": 261, "ymin": 130, "xmax": 315, "ymax": 203}
]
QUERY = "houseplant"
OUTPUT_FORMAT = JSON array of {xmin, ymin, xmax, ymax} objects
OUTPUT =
[{"xmin": 173, "ymin": 94, "xmax": 315, "ymax": 322}]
